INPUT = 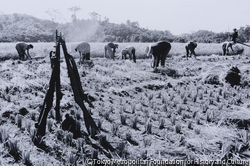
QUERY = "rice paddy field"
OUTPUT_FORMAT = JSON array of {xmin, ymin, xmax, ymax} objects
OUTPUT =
[
  {"xmin": 0, "ymin": 42, "xmax": 250, "ymax": 165},
  {"xmin": 1, "ymin": 42, "xmax": 250, "ymax": 60}
]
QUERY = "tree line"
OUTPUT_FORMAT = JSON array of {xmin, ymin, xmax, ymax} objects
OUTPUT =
[{"xmin": 0, "ymin": 13, "xmax": 250, "ymax": 43}]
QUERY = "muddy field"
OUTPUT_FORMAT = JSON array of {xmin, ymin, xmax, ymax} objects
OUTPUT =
[{"xmin": 1, "ymin": 46, "xmax": 250, "ymax": 165}]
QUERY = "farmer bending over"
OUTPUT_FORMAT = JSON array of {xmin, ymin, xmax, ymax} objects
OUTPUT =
[
  {"xmin": 104, "ymin": 42, "xmax": 118, "ymax": 60},
  {"xmin": 222, "ymin": 42, "xmax": 235, "ymax": 55},
  {"xmin": 185, "ymin": 41, "xmax": 197, "ymax": 59},
  {"xmin": 15, "ymin": 43, "xmax": 34, "ymax": 60}
]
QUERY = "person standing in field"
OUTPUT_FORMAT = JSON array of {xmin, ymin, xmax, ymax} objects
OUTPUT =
[
  {"xmin": 104, "ymin": 42, "xmax": 118, "ymax": 60},
  {"xmin": 230, "ymin": 28, "xmax": 238, "ymax": 44},
  {"xmin": 15, "ymin": 43, "xmax": 34, "ymax": 60},
  {"xmin": 185, "ymin": 41, "xmax": 197, "ymax": 59},
  {"xmin": 222, "ymin": 28, "xmax": 238, "ymax": 55}
]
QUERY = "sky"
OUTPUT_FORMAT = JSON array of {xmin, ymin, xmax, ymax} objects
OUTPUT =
[{"xmin": 1, "ymin": 0, "xmax": 250, "ymax": 35}]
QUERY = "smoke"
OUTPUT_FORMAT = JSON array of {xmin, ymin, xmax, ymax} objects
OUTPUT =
[{"xmin": 62, "ymin": 20, "xmax": 104, "ymax": 42}]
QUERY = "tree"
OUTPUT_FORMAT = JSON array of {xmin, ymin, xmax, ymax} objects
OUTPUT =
[
  {"xmin": 68, "ymin": 6, "xmax": 81, "ymax": 22},
  {"xmin": 45, "ymin": 9, "xmax": 67, "ymax": 24},
  {"xmin": 89, "ymin": 12, "xmax": 101, "ymax": 21},
  {"xmin": 242, "ymin": 26, "xmax": 250, "ymax": 42}
]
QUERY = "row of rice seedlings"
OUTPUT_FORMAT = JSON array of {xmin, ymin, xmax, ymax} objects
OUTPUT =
[
  {"xmin": 177, "ymin": 105, "xmax": 184, "ymax": 115},
  {"xmin": 218, "ymin": 103, "xmax": 224, "ymax": 110},
  {"xmin": 161, "ymin": 95, "xmax": 166, "ymax": 104},
  {"xmin": 55, "ymin": 129, "xmax": 75, "ymax": 146},
  {"xmin": 56, "ymin": 129, "xmax": 64, "ymax": 141},
  {"xmin": 16, "ymin": 114, "xmax": 23, "ymax": 129},
  {"xmin": 103, "ymin": 110, "xmax": 111, "ymax": 121},
  {"xmin": 23, "ymin": 151, "xmax": 32, "ymax": 166},
  {"xmin": 193, "ymin": 93, "xmax": 198, "ymax": 102},
  {"xmin": 181, "ymin": 112, "xmax": 191, "ymax": 121},
  {"xmin": 116, "ymin": 141, "xmax": 128, "ymax": 158},
  {"xmin": 47, "ymin": 119, "xmax": 53, "ymax": 132},
  {"xmin": 0, "ymin": 91, "xmax": 11, "ymax": 102},
  {"xmin": 25, "ymin": 120, "xmax": 32, "ymax": 135},
  {"xmin": 206, "ymin": 110, "xmax": 214, "ymax": 123},
  {"xmin": 138, "ymin": 104, "xmax": 144, "ymax": 112},
  {"xmin": 75, "ymin": 120, "xmax": 81, "ymax": 136},
  {"xmin": 125, "ymin": 133, "xmax": 138, "ymax": 145},
  {"xmin": 120, "ymin": 114, "xmax": 127, "ymax": 125},
  {"xmin": 131, "ymin": 116, "xmax": 138, "ymax": 130},
  {"xmin": 76, "ymin": 138, "xmax": 84, "ymax": 152},
  {"xmin": 143, "ymin": 137, "xmax": 152, "ymax": 147},
  {"xmin": 188, "ymin": 121, "xmax": 193, "ymax": 129},
  {"xmin": 7, "ymin": 140, "xmax": 22, "ymax": 162},
  {"xmin": 180, "ymin": 92, "xmax": 185, "ymax": 99},
  {"xmin": 145, "ymin": 121, "xmax": 152, "ymax": 134},
  {"xmin": 131, "ymin": 104, "xmax": 136, "ymax": 114},
  {"xmin": 209, "ymin": 98, "xmax": 214, "ymax": 105},
  {"xmin": 194, "ymin": 128, "xmax": 201, "ymax": 135},
  {"xmin": 218, "ymin": 88, "xmax": 223, "ymax": 96},
  {"xmin": 99, "ymin": 135, "xmax": 108, "ymax": 148},
  {"xmin": 140, "ymin": 150, "xmax": 147, "ymax": 160},
  {"xmin": 91, "ymin": 149, "xmax": 98, "ymax": 159},
  {"xmin": 175, "ymin": 124, "xmax": 181, "ymax": 134},
  {"xmin": 0, "ymin": 127, "xmax": 34, "ymax": 164},
  {"xmin": 202, "ymin": 104, "xmax": 209, "ymax": 113},
  {"xmin": 0, "ymin": 128, "xmax": 9, "ymax": 144},
  {"xmin": 111, "ymin": 123, "xmax": 119, "ymax": 136},
  {"xmin": 239, "ymin": 130, "xmax": 248, "ymax": 145},
  {"xmin": 97, "ymin": 119, "xmax": 103, "ymax": 129},
  {"xmin": 75, "ymin": 110, "xmax": 82, "ymax": 120},
  {"xmin": 159, "ymin": 118, "xmax": 165, "ymax": 129},
  {"xmin": 120, "ymin": 105, "xmax": 126, "ymax": 114},
  {"xmin": 199, "ymin": 92, "xmax": 204, "ymax": 100},
  {"xmin": 65, "ymin": 131, "xmax": 73, "ymax": 146},
  {"xmin": 173, "ymin": 100, "xmax": 178, "ymax": 108},
  {"xmin": 147, "ymin": 93, "xmax": 154, "ymax": 102},
  {"xmin": 161, "ymin": 104, "xmax": 167, "ymax": 112},
  {"xmin": 195, "ymin": 113, "xmax": 201, "ymax": 125},
  {"xmin": 46, "ymin": 109, "xmax": 54, "ymax": 120},
  {"xmin": 32, "ymin": 131, "xmax": 47, "ymax": 149},
  {"xmin": 157, "ymin": 92, "xmax": 162, "ymax": 99},
  {"xmin": 30, "ymin": 112, "xmax": 37, "ymax": 121},
  {"xmin": 66, "ymin": 152, "xmax": 77, "ymax": 166},
  {"xmin": 171, "ymin": 114, "xmax": 176, "ymax": 126}
]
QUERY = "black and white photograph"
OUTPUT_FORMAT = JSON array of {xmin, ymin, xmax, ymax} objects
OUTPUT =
[{"xmin": 0, "ymin": 0, "xmax": 250, "ymax": 165}]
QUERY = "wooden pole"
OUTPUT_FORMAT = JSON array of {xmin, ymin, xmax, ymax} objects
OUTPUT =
[
  {"xmin": 60, "ymin": 38, "xmax": 100, "ymax": 136},
  {"xmin": 55, "ymin": 32, "xmax": 62, "ymax": 122}
]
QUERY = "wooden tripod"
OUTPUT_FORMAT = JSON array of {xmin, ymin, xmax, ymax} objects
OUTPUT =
[{"xmin": 33, "ymin": 31, "xmax": 99, "ymax": 141}]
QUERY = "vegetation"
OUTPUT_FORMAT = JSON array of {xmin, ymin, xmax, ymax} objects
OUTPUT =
[{"xmin": 1, "ymin": 13, "xmax": 250, "ymax": 43}]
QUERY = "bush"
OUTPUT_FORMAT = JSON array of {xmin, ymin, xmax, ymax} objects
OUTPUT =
[{"xmin": 225, "ymin": 67, "xmax": 241, "ymax": 87}]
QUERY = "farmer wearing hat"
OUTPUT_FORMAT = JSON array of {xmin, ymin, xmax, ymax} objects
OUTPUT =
[
  {"xmin": 222, "ymin": 28, "xmax": 239, "ymax": 55},
  {"xmin": 230, "ymin": 28, "xmax": 238, "ymax": 44}
]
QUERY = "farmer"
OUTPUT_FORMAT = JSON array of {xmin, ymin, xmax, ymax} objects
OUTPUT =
[
  {"xmin": 185, "ymin": 41, "xmax": 197, "ymax": 59},
  {"xmin": 222, "ymin": 42, "xmax": 235, "ymax": 55},
  {"xmin": 230, "ymin": 28, "xmax": 238, "ymax": 44},
  {"xmin": 15, "ymin": 43, "xmax": 34, "ymax": 60},
  {"xmin": 222, "ymin": 28, "xmax": 239, "ymax": 55},
  {"xmin": 104, "ymin": 42, "xmax": 118, "ymax": 60}
]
